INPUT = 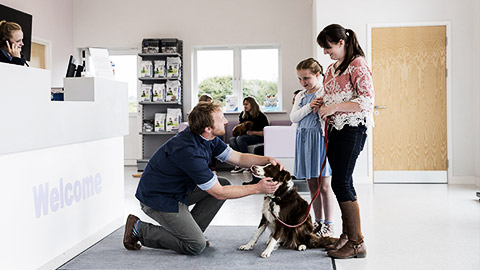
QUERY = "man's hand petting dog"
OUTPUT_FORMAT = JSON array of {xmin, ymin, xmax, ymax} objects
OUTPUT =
[
  {"xmin": 267, "ymin": 158, "xmax": 284, "ymax": 171},
  {"xmin": 256, "ymin": 177, "xmax": 280, "ymax": 194}
]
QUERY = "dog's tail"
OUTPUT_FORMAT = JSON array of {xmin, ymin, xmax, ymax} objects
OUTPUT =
[{"xmin": 307, "ymin": 233, "xmax": 338, "ymax": 248}]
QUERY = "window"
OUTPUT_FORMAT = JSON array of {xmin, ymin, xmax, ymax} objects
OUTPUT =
[
  {"xmin": 79, "ymin": 48, "xmax": 138, "ymax": 113},
  {"xmin": 194, "ymin": 45, "xmax": 281, "ymax": 112},
  {"xmin": 109, "ymin": 54, "xmax": 138, "ymax": 113}
]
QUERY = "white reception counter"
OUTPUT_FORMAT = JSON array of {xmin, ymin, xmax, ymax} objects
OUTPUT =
[{"xmin": 0, "ymin": 62, "xmax": 128, "ymax": 269}]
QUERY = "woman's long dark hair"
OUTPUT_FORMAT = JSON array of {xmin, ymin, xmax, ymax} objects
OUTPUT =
[
  {"xmin": 242, "ymin": 96, "xmax": 261, "ymax": 119},
  {"xmin": 317, "ymin": 24, "xmax": 364, "ymax": 75}
]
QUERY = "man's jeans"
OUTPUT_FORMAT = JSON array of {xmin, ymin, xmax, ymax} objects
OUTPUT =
[{"xmin": 137, "ymin": 177, "xmax": 231, "ymax": 255}]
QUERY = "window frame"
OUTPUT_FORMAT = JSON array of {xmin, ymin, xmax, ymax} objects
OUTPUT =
[
  {"xmin": 80, "ymin": 47, "xmax": 141, "ymax": 116},
  {"xmin": 192, "ymin": 44, "xmax": 282, "ymax": 112}
]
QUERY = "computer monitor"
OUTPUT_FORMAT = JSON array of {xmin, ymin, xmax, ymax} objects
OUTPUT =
[
  {"xmin": 0, "ymin": 4, "xmax": 32, "ymax": 61},
  {"xmin": 66, "ymin": 55, "xmax": 85, "ymax": 78},
  {"xmin": 66, "ymin": 55, "xmax": 77, "ymax": 77}
]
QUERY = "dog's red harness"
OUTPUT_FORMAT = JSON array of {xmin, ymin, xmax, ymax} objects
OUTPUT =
[{"xmin": 270, "ymin": 117, "xmax": 330, "ymax": 228}]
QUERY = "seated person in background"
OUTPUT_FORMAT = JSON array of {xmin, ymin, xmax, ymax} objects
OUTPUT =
[
  {"xmin": 229, "ymin": 96, "xmax": 269, "ymax": 173},
  {"xmin": 198, "ymin": 93, "xmax": 213, "ymax": 102},
  {"xmin": 0, "ymin": 20, "xmax": 27, "ymax": 66},
  {"xmin": 124, "ymin": 101, "xmax": 281, "ymax": 255}
]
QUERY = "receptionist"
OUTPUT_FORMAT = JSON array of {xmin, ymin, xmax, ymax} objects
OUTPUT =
[{"xmin": 0, "ymin": 20, "xmax": 27, "ymax": 66}]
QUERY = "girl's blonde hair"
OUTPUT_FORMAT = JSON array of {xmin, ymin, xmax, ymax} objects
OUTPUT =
[{"xmin": 296, "ymin": 57, "xmax": 323, "ymax": 76}]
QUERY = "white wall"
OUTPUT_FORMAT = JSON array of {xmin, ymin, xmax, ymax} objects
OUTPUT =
[
  {"xmin": 315, "ymin": 0, "xmax": 478, "ymax": 182},
  {"xmin": 1, "ymin": 0, "xmax": 74, "ymax": 87},
  {"xmin": 474, "ymin": 0, "xmax": 480, "ymax": 184},
  {"xmin": 72, "ymin": 0, "xmax": 314, "ymax": 119}
]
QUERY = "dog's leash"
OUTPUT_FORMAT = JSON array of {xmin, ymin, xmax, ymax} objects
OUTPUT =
[{"xmin": 270, "ymin": 117, "xmax": 330, "ymax": 228}]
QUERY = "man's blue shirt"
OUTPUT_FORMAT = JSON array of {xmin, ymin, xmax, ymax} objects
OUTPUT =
[{"xmin": 135, "ymin": 127, "xmax": 232, "ymax": 212}]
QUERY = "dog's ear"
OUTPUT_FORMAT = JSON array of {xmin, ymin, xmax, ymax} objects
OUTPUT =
[
  {"xmin": 276, "ymin": 170, "xmax": 291, "ymax": 183},
  {"xmin": 264, "ymin": 163, "xmax": 280, "ymax": 178}
]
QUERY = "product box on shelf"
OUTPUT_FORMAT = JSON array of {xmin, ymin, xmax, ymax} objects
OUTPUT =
[
  {"xmin": 140, "ymin": 84, "xmax": 152, "ymax": 102},
  {"xmin": 140, "ymin": 61, "xmax": 153, "ymax": 77},
  {"xmin": 161, "ymin": 38, "xmax": 179, "ymax": 53},
  {"xmin": 152, "ymin": 83, "xmax": 165, "ymax": 102},
  {"xmin": 154, "ymin": 113, "xmax": 166, "ymax": 132},
  {"xmin": 142, "ymin": 119, "xmax": 154, "ymax": 132},
  {"xmin": 166, "ymin": 108, "xmax": 182, "ymax": 132},
  {"xmin": 142, "ymin": 38, "xmax": 160, "ymax": 53},
  {"xmin": 166, "ymin": 57, "xmax": 181, "ymax": 79},
  {"xmin": 166, "ymin": 80, "xmax": 181, "ymax": 102},
  {"xmin": 153, "ymin": 60, "xmax": 166, "ymax": 78}
]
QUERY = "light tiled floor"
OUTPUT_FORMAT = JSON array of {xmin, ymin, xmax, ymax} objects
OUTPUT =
[{"xmin": 124, "ymin": 166, "xmax": 480, "ymax": 270}]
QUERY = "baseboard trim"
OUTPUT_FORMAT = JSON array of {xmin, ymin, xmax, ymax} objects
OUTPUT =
[
  {"xmin": 39, "ymin": 217, "xmax": 123, "ymax": 270},
  {"xmin": 355, "ymin": 176, "xmax": 372, "ymax": 184},
  {"xmin": 449, "ymin": 176, "xmax": 479, "ymax": 185}
]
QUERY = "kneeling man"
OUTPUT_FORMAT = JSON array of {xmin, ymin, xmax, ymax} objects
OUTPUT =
[{"xmin": 124, "ymin": 101, "xmax": 281, "ymax": 255}]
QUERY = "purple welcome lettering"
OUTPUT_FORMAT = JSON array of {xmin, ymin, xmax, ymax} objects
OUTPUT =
[
  {"xmin": 32, "ymin": 174, "xmax": 102, "ymax": 218},
  {"xmin": 33, "ymin": 183, "xmax": 49, "ymax": 218}
]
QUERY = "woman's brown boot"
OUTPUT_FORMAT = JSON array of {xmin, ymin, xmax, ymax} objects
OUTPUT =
[
  {"xmin": 325, "ymin": 211, "xmax": 348, "ymax": 251},
  {"xmin": 325, "ymin": 233, "xmax": 348, "ymax": 251},
  {"xmin": 327, "ymin": 201, "xmax": 366, "ymax": 259}
]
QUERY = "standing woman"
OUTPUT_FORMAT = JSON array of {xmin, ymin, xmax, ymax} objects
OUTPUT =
[
  {"xmin": 229, "ymin": 96, "xmax": 269, "ymax": 173},
  {"xmin": 290, "ymin": 58, "xmax": 335, "ymax": 237},
  {"xmin": 317, "ymin": 24, "xmax": 374, "ymax": 259},
  {"xmin": 0, "ymin": 20, "xmax": 27, "ymax": 66}
]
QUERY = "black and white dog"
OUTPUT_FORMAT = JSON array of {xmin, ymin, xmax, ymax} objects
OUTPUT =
[{"xmin": 239, "ymin": 164, "xmax": 336, "ymax": 258}]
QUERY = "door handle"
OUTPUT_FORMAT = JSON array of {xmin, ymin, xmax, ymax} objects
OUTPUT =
[{"xmin": 374, "ymin": 105, "xmax": 387, "ymax": 109}]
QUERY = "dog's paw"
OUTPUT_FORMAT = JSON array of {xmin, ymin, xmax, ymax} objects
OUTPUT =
[
  {"xmin": 298, "ymin": 244, "xmax": 306, "ymax": 251},
  {"xmin": 260, "ymin": 250, "xmax": 272, "ymax": 258},
  {"xmin": 239, "ymin": 244, "xmax": 253, "ymax": 251}
]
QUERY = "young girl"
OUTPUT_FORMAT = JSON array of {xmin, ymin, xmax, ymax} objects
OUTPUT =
[
  {"xmin": 290, "ymin": 58, "xmax": 335, "ymax": 237},
  {"xmin": 317, "ymin": 24, "xmax": 374, "ymax": 259}
]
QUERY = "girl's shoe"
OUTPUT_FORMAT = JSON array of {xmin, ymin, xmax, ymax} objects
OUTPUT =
[
  {"xmin": 313, "ymin": 221, "xmax": 324, "ymax": 236},
  {"xmin": 320, "ymin": 223, "xmax": 334, "ymax": 237}
]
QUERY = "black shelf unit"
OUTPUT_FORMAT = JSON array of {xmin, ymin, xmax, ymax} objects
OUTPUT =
[
  {"xmin": 138, "ymin": 77, "xmax": 182, "ymax": 82},
  {"xmin": 137, "ymin": 39, "xmax": 183, "ymax": 171}
]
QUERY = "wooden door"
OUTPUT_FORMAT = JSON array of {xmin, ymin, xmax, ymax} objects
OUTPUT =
[
  {"xmin": 30, "ymin": 42, "xmax": 46, "ymax": 69},
  {"xmin": 372, "ymin": 26, "xmax": 447, "ymax": 183}
]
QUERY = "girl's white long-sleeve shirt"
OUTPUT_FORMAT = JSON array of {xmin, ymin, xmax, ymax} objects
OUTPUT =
[{"xmin": 289, "ymin": 88, "xmax": 326, "ymax": 136}]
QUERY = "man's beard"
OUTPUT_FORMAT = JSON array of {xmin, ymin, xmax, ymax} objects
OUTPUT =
[{"xmin": 212, "ymin": 126, "xmax": 225, "ymax": 137}]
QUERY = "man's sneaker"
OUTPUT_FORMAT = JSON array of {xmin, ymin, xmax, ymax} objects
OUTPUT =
[
  {"xmin": 320, "ymin": 223, "xmax": 334, "ymax": 237},
  {"xmin": 123, "ymin": 214, "xmax": 141, "ymax": 250},
  {"xmin": 231, "ymin": 166, "xmax": 245, "ymax": 173}
]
